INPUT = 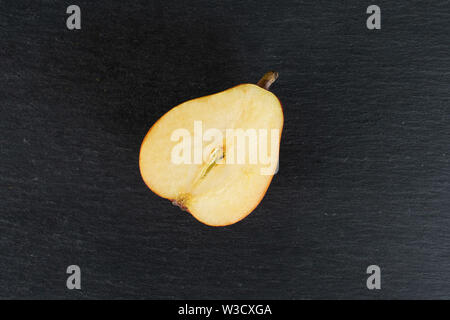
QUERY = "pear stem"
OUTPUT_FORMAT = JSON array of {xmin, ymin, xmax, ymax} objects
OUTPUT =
[{"xmin": 257, "ymin": 71, "xmax": 279, "ymax": 90}]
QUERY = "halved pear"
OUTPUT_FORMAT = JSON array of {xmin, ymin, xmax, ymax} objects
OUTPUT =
[{"xmin": 139, "ymin": 72, "xmax": 283, "ymax": 226}]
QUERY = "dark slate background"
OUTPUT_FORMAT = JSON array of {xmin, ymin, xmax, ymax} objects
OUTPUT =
[{"xmin": 0, "ymin": 0, "xmax": 449, "ymax": 299}]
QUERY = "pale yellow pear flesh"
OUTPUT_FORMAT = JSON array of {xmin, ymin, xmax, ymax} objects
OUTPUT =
[{"xmin": 139, "ymin": 83, "xmax": 283, "ymax": 226}]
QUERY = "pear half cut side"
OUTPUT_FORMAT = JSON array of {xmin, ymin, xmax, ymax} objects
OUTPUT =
[{"xmin": 139, "ymin": 72, "xmax": 283, "ymax": 226}]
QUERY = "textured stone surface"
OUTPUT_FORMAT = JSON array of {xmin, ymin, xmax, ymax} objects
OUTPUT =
[{"xmin": 0, "ymin": 0, "xmax": 449, "ymax": 299}]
